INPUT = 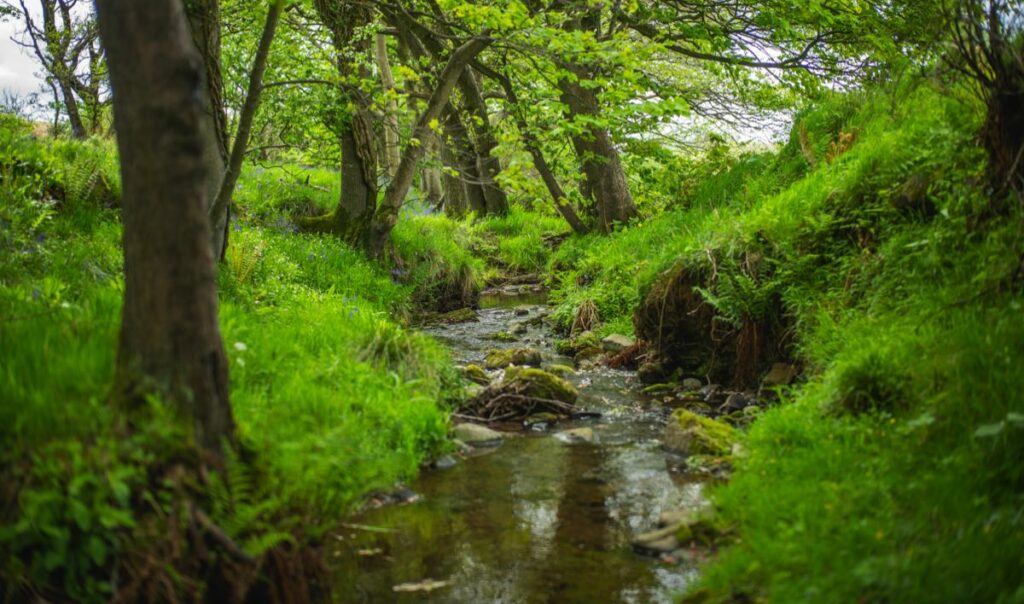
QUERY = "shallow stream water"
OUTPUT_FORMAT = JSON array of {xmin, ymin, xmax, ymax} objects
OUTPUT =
[{"xmin": 329, "ymin": 293, "xmax": 706, "ymax": 603}]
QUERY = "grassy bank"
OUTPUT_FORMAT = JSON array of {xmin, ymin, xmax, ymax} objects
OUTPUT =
[
  {"xmin": 543, "ymin": 81, "xmax": 1024, "ymax": 600},
  {"xmin": 0, "ymin": 119, "xmax": 469, "ymax": 598}
]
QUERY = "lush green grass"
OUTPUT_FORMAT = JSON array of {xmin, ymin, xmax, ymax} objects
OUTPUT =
[
  {"xmin": 470, "ymin": 206, "xmax": 570, "ymax": 275},
  {"xmin": 0, "ymin": 125, "xmax": 459, "ymax": 599},
  {"xmin": 547, "ymin": 80, "xmax": 1024, "ymax": 601}
]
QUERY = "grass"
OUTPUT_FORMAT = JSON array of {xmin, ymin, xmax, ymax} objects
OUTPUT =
[
  {"xmin": 0, "ymin": 123, "xmax": 460, "ymax": 599},
  {"xmin": 544, "ymin": 79, "xmax": 1024, "ymax": 601}
]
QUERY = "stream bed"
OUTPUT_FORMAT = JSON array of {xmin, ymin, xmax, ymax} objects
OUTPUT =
[{"xmin": 329, "ymin": 292, "xmax": 707, "ymax": 603}]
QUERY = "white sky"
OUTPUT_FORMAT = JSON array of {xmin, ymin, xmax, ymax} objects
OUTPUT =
[{"xmin": 0, "ymin": 15, "xmax": 46, "ymax": 98}]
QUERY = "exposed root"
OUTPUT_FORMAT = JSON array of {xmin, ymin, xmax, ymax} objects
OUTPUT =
[
  {"xmin": 607, "ymin": 340, "xmax": 646, "ymax": 369},
  {"xmin": 571, "ymin": 299, "xmax": 599, "ymax": 336}
]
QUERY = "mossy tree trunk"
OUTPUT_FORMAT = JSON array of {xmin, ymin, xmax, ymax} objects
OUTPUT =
[{"xmin": 98, "ymin": 0, "xmax": 235, "ymax": 455}]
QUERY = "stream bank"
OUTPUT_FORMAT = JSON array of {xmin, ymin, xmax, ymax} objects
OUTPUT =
[{"xmin": 328, "ymin": 290, "xmax": 712, "ymax": 602}]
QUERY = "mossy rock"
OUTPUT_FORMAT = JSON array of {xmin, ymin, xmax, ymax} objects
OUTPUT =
[
  {"xmin": 462, "ymin": 364, "xmax": 490, "ymax": 385},
  {"xmin": 438, "ymin": 307, "xmax": 479, "ymax": 324},
  {"xmin": 504, "ymin": 366, "xmax": 578, "ymax": 404},
  {"xmin": 485, "ymin": 347, "xmax": 542, "ymax": 369},
  {"xmin": 663, "ymin": 409, "xmax": 737, "ymax": 456},
  {"xmin": 486, "ymin": 331, "xmax": 519, "ymax": 342},
  {"xmin": 545, "ymin": 364, "xmax": 576, "ymax": 377},
  {"xmin": 554, "ymin": 331, "xmax": 600, "ymax": 356}
]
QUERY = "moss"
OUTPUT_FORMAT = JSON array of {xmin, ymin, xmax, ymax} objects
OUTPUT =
[
  {"xmin": 554, "ymin": 330, "xmax": 600, "ymax": 355},
  {"xmin": 484, "ymin": 347, "xmax": 542, "ymax": 369},
  {"xmin": 437, "ymin": 307, "xmax": 478, "ymax": 324},
  {"xmin": 503, "ymin": 366, "xmax": 578, "ymax": 404},
  {"xmin": 545, "ymin": 363, "xmax": 576, "ymax": 377},
  {"xmin": 462, "ymin": 364, "xmax": 490, "ymax": 385},
  {"xmin": 486, "ymin": 331, "xmax": 519, "ymax": 342},
  {"xmin": 664, "ymin": 409, "xmax": 737, "ymax": 456}
]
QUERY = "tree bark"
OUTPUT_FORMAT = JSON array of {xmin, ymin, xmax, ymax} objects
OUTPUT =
[
  {"xmin": 97, "ymin": 0, "xmax": 234, "ymax": 455},
  {"xmin": 208, "ymin": 0, "xmax": 283, "ymax": 259},
  {"xmin": 557, "ymin": 65, "xmax": 636, "ymax": 232},
  {"xmin": 375, "ymin": 33, "xmax": 402, "ymax": 179},
  {"xmin": 369, "ymin": 35, "xmax": 492, "ymax": 256}
]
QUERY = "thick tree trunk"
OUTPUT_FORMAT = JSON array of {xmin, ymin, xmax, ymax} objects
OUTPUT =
[
  {"xmin": 209, "ymin": 0, "xmax": 283, "ymax": 259},
  {"xmin": 97, "ymin": 0, "xmax": 234, "ymax": 455},
  {"xmin": 458, "ymin": 70, "xmax": 508, "ymax": 215},
  {"xmin": 334, "ymin": 110, "xmax": 378, "ymax": 245},
  {"xmin": 557, "ymin": 67, "xmax": 637, "ymax": 232},
  {"xmin": 369, "ymin": 35, "xmax": 492, "ymax": 256}
]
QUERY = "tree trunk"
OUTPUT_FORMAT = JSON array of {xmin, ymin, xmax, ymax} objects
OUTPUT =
[
  {"xmin": 56, "ymin": 74, "xmax": 87, "ymax": 138},
  {"xmin": 208, "ymin": 0, "xmax": 283, "ymax": 259},
  {"xmin": 458, "ymin": 70, "xmax": 508, "ymax": 215},
  {"xmin": 440, "ymin": 131, "xmax": 468, "ymax": 218},
  {"xmin": 333, "ymin": 109, "xmax": 378, "ymax": 245},
  {"xmin": 557, "ymin": 66, "xmax": 637, "ymax": 232},
  {"xmin": 375, "ymin": 33, "xmax": 402, "ymax": 179},
  {"xmin": 387, "ymin": 9, "xmax": 509, "ymax": 215},
  {"xmin": 183, "ymin": 0, "xmax": 230, "ymax": 259},
  {"xmin": 97, "ymin": 0, "xmax": 234, "ymax": 455},
  {"xmin": 369, "ymin": 35, "xmax": 492, "ymax": 256},
  {"xmin": 488, "ymin": 64, "xmax": 588, "ymax": 234}
]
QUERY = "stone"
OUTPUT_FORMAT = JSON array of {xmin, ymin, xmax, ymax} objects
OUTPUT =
[
  {"xmin": 544, "ymin": 363, "xmax": 576, "ymax": 377},
  {"xmin": 555, "ymin": 331, "xmax": 600, "ymax": 356},
  {"xmin": 663, "ymin": 409, "xmax": 737, "ymax": 456},
  {"xmin": 513, "ymin": 305, "xmax": 532, "ymax": 316},
  {"xmin": 438, "ymin": 307, "xmax": 478, "ymax": 324},
  {"xmin": 486, "ymin": 331, "xmax": 518, "ymax": 342},
  {"xmin": 638, "ymin": 361, "xmax": 669, "ymax": 384},
  {"xmin": 717, "ymin": 392, "xmax": 755, "ymax": 414},
  {"xmin": 485, "ymin": 347, "xmax": 542, "ymax": 369},
  {"xmin": 556, "ymin": 427, "xmax": 595, "ymax": 443},
  {"xmin": 601, "ymin": 333, "xmax": 636, "ymax": 353},
  {"xmin": 462, "ymin": 364, "xmax": 490, "ymax": 385},
  {"xmin": 681, "ymin": 378, "xmax": 703, "ymax": 391},
  {"xmin": 452, "ymin": 423, "xmax": 504, "ymax": 447},
  {"xmin": 509, "ymin": 321, "xmax": 528, "ymax": 335},
  {"xmin": 432, "ymin": 455, "xmax": 458, "ymax": 470},
  {"xmin": 524, "ymin": 412, "xmax": 559, "ymax": 429},
  {"xmin": 762, "ymin": 362, "xmax": 799, "ymax": 387},
  {"xmin": 641, "ymin": 383, "xmax": 676, "ymax": 396},
  {"xmin": 504, "ymin": 366, "xmax": 578, "ymax": 404},
  {"xmin": 631, "ymin": 524, "xmax": 680, "ymax": 556},
  {"xmin": 573, "ymin": 347, "xmax": 604, "ymax": 365}
]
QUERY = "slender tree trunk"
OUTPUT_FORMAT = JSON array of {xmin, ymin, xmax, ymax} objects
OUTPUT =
[
  {"xmin": 56, "ymin": 75, "xmax": 87, "ymax": 138},
  {"xmin": 489, "ymin": 65, "xmax": 588, "ymax": 234},
  {"xmin": 369, "ymin": 35, "xmax": 492, "ymax": 256},
  {"xmin": 375, "ymin": 33, "xmax": 401, "ymax": 179},
  {"xmin": 420, "ymin": 133, "xmax": 444, "ymax": 209},
  {"xmin": 97, "ymin": 0, "xmax": 234, "ymax": 455},
  {"xmin": 440, "ymin": 132, "xmax": 468, "ymax": 218},
  {"xmin": 388, "ymin": 9, "xmax": 509, "ymax": 215},
  {"xmin": 208, "ymin": 0, "xmax": 283, "ymax": 259}
]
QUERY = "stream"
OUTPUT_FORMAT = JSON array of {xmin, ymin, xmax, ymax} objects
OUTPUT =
[{"xmin": 329, "ymin": 291, "xmax": 707, "ymax": 603}]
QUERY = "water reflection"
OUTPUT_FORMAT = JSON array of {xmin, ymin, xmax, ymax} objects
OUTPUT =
[{"xmin": 329, "ymin": 299, "xmax": 705, "ymax": 603}]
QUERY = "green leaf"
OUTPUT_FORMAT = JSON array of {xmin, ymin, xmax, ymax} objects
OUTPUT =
[{"xmin": 974, "ymin": 422, "xmax": 1005, "ymax": 438}]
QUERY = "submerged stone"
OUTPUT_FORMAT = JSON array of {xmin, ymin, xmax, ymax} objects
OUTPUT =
[
  {"xmin": 663, "ymin": 409, "xmax": 737, "ymax": 456},
  {"xmin": 556, "ymin": 427, "xmax": 595, "ymax": 443},
  {"xmin": 485, "ymin": 347, "xmax": 542, "ymax": 369},
  {"xmin": 452, "ymin": 423, "xmax": 504, "ymax": 447}
]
